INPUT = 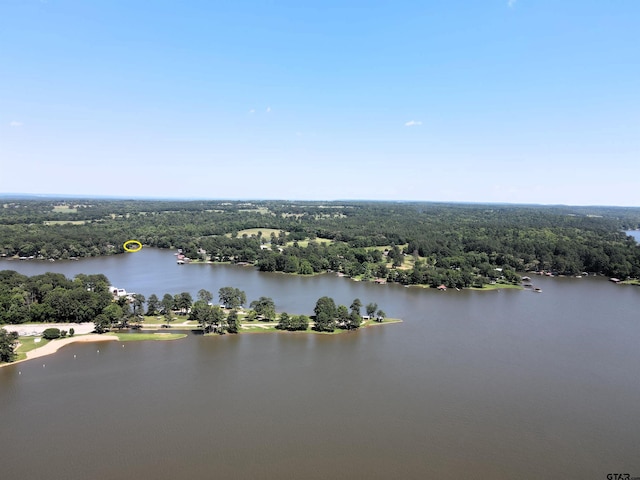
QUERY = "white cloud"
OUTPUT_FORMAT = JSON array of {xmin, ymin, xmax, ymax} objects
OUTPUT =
[
  {"xmin": 266, "ymin": 106, "xmax": 271, "ymax": 113},
  {"xmin": 508, "ymin": 0, "xmax": 517, "ymax": 7},
  {"xmin": 404, "ymin": 120, "xmax": 422, "ymax": 127},
  {"xmin": 248, "ymin": 109, "xmax": 255, "ymax": 114},
  {"xmin": 9, "ymin": 120, "xmax": 23, "ymax": 127}
]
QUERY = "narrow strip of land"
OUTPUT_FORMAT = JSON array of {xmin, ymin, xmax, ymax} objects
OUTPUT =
[{"xmin": 1, "ymin": 334, "xmax": 117, "ymax": 368}]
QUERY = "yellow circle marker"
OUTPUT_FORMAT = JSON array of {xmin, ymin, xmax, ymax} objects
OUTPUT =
[{"xmin": 123, "ymin": 240, "xmax": 143, "ymax": 252}]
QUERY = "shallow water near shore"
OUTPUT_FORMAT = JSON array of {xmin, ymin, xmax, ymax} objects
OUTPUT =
[{"xmin": 1, "ymin": 249, "xmax": 639, "ymax": 479}]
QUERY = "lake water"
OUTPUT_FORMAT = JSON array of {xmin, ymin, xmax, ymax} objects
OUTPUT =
[
  {"xmin": 627, "ymin": 230, "xmax": 640, "ymax": 242},
  {"xmin": 1, "ymin": 249, "xmax": 639, "ymax": 479}
]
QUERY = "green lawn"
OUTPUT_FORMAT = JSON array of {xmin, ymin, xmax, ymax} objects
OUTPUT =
[
  {"xmin": 14, "ymin": 337, "xmax": 51, "ymax": 361},
  {"xmin": 44, "ymin": 220, "xmax": 86, "ymax": 225},
  {"xmin": 52, "ymin": 205, "xmax": 77, "ymax": 213},
  {"xmin": 228, "ymin": 228, "xmax": 285, "ymax": 238},
  {"xmin": 110, "ymin": 333, "xmax": 187, "ymax": 341},
  {"xmin": 285, "ymin": 237, "xmax": 333, "ymax": 248}
]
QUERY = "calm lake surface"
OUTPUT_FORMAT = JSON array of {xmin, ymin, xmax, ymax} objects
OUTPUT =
[
  {"xmin": 627, "ymin": 230, "xmax": 640, "ymax": 242},
  {"xmin": 1, "ymin": 249, "xmax": 639, "ymax": 479}
]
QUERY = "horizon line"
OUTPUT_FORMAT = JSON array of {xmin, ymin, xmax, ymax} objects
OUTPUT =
[{"xmin": 0, "ymin": 192, "xmax": 638, "ymax": 209}]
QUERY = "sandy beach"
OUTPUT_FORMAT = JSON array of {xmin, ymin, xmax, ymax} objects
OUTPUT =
[{"xmin": 0, "ymin": 334, "xmax": 117, "ymax": 368}]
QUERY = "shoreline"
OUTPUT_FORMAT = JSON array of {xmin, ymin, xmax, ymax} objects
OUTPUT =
[
  {"xmin": 1, "ymin": 318, "xmax": 403, "ymax": 367},
  {"xmin": 0, "ymin": 334, "xmax": 117, "ymax": 369}
]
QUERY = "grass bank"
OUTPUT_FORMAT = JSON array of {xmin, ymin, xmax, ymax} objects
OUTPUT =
[
  {"xmin": 15, "ymin": 337, "xmax": 52, "ymax": 361},
  {"xmin": 111, "ymin": 332, "xmax": 187, "ymax": 341},
  {"xmin": 468, "ymin": 283, "xmax": 523, "ymax": 291}
]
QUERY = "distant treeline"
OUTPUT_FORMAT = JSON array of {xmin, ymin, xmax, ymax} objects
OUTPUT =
[{"xmin": 1, "ymin": 200, "xmax": 640, "ymax": 286}]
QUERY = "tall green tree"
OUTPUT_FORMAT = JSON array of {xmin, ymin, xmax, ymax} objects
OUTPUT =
[
  {"xmin": 349, "ymin": 298, "xmax": 362, "ymax": 316},
  {"xmin": 175, "ymin": 292, "xmax": 193, "ymax": 315},
  {"xmin": 132, "ymin": 294, "xmax": 146, "ymax": 317},
  {"xmin": 0, "ymin": 328, "xmax": 19, "ymax": 363},
  {"xmin": 336, "ymin": 305, "xmax": 350, "ymax": 327},
  {"xmin": 161, "ymin": 293, "xmax": 174, "ymax": 323},
  {"xmin": 93, "ymin": 314, "xmax": 110, "ymax": 334},
  {"xmin": 365, "ymin": 302, "xmax": 378, "ymax": 317},
  {"xmin": 291, "ymin": 314, "xmax": 310, "ymax": 331},
  {"xmin": 226, "ymin": 309, "xmax": 240, "ymax": 334},
  {"xmin": 276, "ymin": 312, "xmax": 291, "ymax": 330},
  {"xmin": 197, "ymin": 289, "xmax": 213, "ymax": 304},
  {"xmin": 250, "ymin": 296, "xmax": 276, "ymax": 321},
  {"xmin": 314, "ymin": 296, "xmax": 337, "ymax": 332},
  {"xmin": 146, "ymin": 294, "xmax": 160, "ymax": 315},
  {"xmin": 219, "ymin": 287, "xmax": 247, "ymax": 309},
  {"xmin": 347, "ymin": 311, "xmax": 361, "ymax": 330}
]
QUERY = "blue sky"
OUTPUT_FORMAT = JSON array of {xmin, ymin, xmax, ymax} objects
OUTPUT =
[{"xmin": 1, "ymin": 0, "xmax": 638, "ymax": 205}]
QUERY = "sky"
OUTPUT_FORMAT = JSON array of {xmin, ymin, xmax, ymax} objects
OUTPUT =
[{"xmin": 1, "ymin": 0, "xmax": 639, "ymax": 206}]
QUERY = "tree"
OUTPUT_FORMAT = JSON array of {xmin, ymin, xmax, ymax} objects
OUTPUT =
[
  {"xmin": 190, "ymin": 300, "xmax": 211, "ymax": 331},
  {"xmin": 197, "ymin": 289, "xmax": 213, "ymax": 304},
  {"xmin": 250, "ymin": 296, "xmax": 276, "ymax": 321},
  {"xmin": 347, "ymin": 311, "xmax": 361, "ymax": 330},
  {"xmin": 226, "ymin": 309, "xmax": 240, "ymax": 334},
  {"xmin": 146, "ymin": 294, "xmax": 160, "ymax": 315},
  {"xmin": 103, "ymin": 303, "xmax": 122, "ymax": 328},
  {"xmin": 291, "ymin": 314, "xmax": 310, "ymax": 331},
  {"xmin": 336, "ymin": 305, "xmax": 350, "ymax": 328},
  {"xmin": 132, "ymin": 294, "xmax": 146, "ymax": 317},
  {"xmin": 191, "ymin": 301, "xmax": 225, "ymax": 334},
  {"xmin": 314, "ymin": 296, "xmax": 337, "ymax": 332},
  {"xmin": 42, "ymin": 327, "xmax": 61, "ymax": 340},
  {"xmin": 210, "ymin": 305, "xmax": 225, "ymax": 333},
  {"xmin": 115, "ymin": 297, "xmax": 132, "ymax": 328},
  {"xmin": 0, "ymin": 328, "xmax": 19, "ymax": 363},
  {"xmin": 218, "ymin": 287, "xmax": 246, "ymax": 309},
  {"xmin": 365, "ymin": 302, "xmax": 378, "ymax": 317},
  {"xmin": 349, "ymin": 298, "xmax": 362, "ymax": 316},
  {"xmin": 174, "ymin": 292, "xmax": 193, "ymax": 315},
  {"xmin": 161, "ymin": 293, "xmax": 174, "ymax": 322},
  {"xmin": 277, "ymin": 312, "xmax": 292, "ymax": 330},
  {"xmin": 94, "ymin": 314, "xmax": 111, "ymax": 333},
  {"xmin": 376, "ymin": 309, "xmax": 386, "ymax": 322}
]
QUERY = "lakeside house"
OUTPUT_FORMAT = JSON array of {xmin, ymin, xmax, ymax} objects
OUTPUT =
[
  {"xmin": 109, "ymin": 286, "xmax": 127, "ymax": 297},
  {"xmin": 437, "ymin": 284, "xmax": 447, "ymax": 291}
]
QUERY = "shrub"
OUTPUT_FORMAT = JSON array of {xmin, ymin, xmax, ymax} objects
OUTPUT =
[
  {"xmin": 69, "ymin": 328, "xmax": 75, "ymax": 337},
  {"xmin": 60, "ymin": 330, "xmax": 68, "ymax": 338},
  {"xmin": 42, "ymin": 328, "xmax": 61, "ymax": 340}
]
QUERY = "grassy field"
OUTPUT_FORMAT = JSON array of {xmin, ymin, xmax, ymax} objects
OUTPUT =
[
  {"xmin": 52, "ymin": 205, "xmax": 78, "ymax": 213},
  {"xmin": 141, "ymin": 315, "xmax": 198, "ymax": 327},
  {"xmin": 111, "ymin": 332, "xmax": 187, "ymax": 341},
  {"xmin": 286, "ymin": 237, "xmax": 333, "ymax": 247},
  {"xmin": 14, "ymin": 337, "xmax": 52, "ymax": 361},
  {"xmin": 44, "ymin": 220, "xmax": 86, "ymax": 225},
  {"xmin": 239, "ymin": 318, "xmax": 402, "ymax": 335},
  {"xmin": 238, "ymin": 207, "xmax": 272, "ymax": 215},
  {"xmin": 239, "ymin": 324, "xmax": 278, "ymax": 333},
  {"xmin": 227, "ymin": 228, "xmax": 285, "ymax": 238}
]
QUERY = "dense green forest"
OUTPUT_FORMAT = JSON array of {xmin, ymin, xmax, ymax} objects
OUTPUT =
[{"xmin": 1, "ymin": 198, "xmax": 640, "ymax": 288}]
